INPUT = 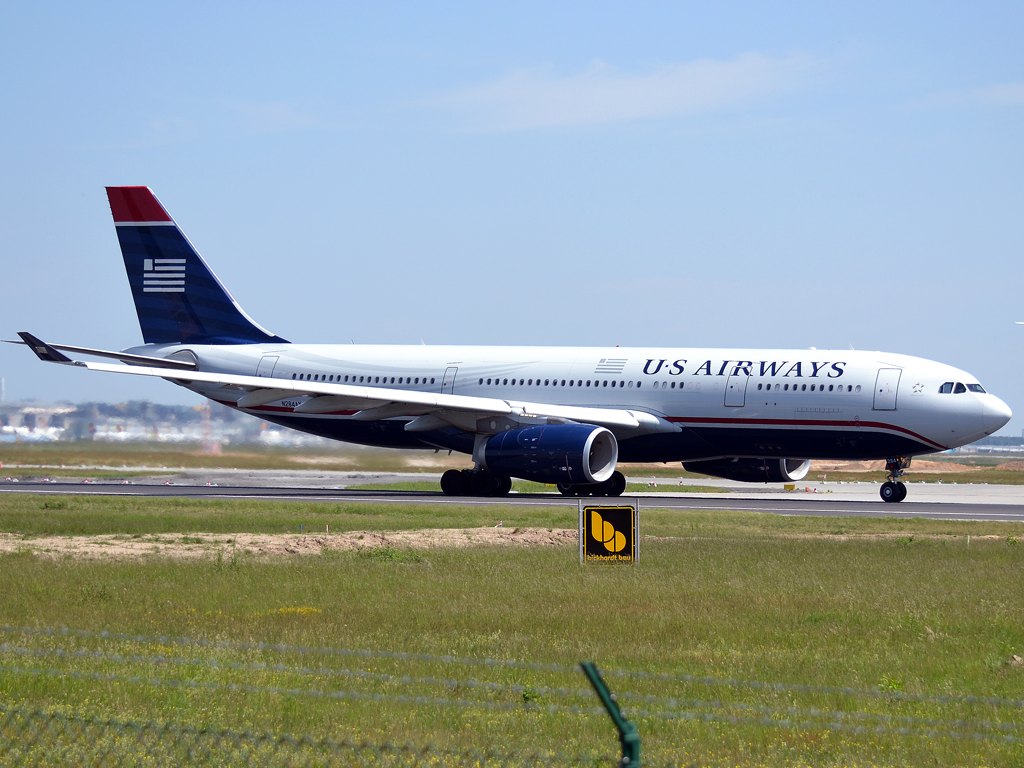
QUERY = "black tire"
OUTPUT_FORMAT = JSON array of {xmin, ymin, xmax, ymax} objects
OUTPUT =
[
  {"xmin": 440, "ymin": 469, "xmax": 464, "ymax": 496},
  {"xmin": 894, "ymin": 481, "xmax": 907, "ymax": 502},
  {"xmin": 880, "ymin": 481, "xmax": 897, "ymax": 503},
  {"xmin": 557, "ymin": 483, "xmax": 576, "ymax": 496},
  {"xmin": 470, "ymin": 470, "xmax": 500, "ymax": 497},
  {"xmin": 607, "ymin": 471, "xmax": 626, "ymax": 497},
  {"xmin": 494, "ymin": 475, "xmax": 512, "ymax": 496}
]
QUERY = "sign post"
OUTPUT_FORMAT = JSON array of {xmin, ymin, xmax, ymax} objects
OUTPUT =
[{"xmin": 579, "ymin": 500, "xmax": 639, "ymax": 564}]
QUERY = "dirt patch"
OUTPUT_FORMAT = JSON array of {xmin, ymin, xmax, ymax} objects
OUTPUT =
[
  {"xmin": 0, "ymin": 527, "xmax": 576, "ymax": 561},
  {"xmin": 996, "ymin": 461, "xmax": 1024, "ymax": 471}
]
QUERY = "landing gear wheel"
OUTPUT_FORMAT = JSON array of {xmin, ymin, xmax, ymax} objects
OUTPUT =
[
  {"xmin": 590, "ymin": 471, "xmax": 626, "ymax": 497},
  {"xmin": 894, "ymin": 481, "xmax": 907, "ymax": 502},
  {"xmin": 880, "ymin": 481, "xmax": 899, "ymax": 503},
  {"xmin": 557, "ymin": 483, "xmax": 577, "ymax": 496},
  {"xmin": 882, "ymin": 457, "xmax": 912, "ymax": 503},
  {"xmin": 606, "ymin": 471, "xmax": 626, "ymax": 497},
  {"xmin": 470, "ymin": 470, "xmax": 500, "ymax": 497},
  {"xmin": 440, "ymin": 469, "xmax": 465, "ymax": 496},
  {"xmin": 494, "ymin": 475, "xmax": 512, "ymax": 497}
]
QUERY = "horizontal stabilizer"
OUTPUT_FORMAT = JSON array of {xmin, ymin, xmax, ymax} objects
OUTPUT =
[{"xmin": 4, "ymin": 337, "xmax": 197, "ymax": 370}]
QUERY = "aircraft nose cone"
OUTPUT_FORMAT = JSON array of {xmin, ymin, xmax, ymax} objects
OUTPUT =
[{"xmin": 983, "ymin": 397, "xmax": 1013, "ymax": 435}]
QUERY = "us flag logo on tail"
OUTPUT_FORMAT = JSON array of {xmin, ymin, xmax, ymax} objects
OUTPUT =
[{"xmin": 143, "ymin": 258, "xmax": 185, "ymax": 293}]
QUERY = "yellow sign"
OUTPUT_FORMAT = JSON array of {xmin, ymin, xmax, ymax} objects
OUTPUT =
[{"xmin": 579, "ymin": 504, "xmax": 638, "ymax": 564}]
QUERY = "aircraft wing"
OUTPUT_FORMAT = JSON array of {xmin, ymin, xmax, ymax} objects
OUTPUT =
[{"xmin": 16, "ymin": 333, "xmax": 670, "ymax": 433}]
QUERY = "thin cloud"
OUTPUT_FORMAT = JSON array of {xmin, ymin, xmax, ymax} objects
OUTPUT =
[
  {"xmin": 425, "ymin": 53, "xmax": 821, "ymax": 131},
  {"xmin": 230, "ymin": 100, "xmax": 324, "ymax": 133},
  {"xmin": 928, "ymin": 82, "xmax": 1024, "ymax": 108}
]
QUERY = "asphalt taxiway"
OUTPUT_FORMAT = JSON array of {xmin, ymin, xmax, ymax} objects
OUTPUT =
[{"xmin": 2, "ymin": 469, "xmax": 1023, "ymax": 523}]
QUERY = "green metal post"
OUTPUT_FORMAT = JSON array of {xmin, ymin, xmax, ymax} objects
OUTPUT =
[{"xmin": 580, "ymin": 661, "xmax": 640, "ymax": 767}]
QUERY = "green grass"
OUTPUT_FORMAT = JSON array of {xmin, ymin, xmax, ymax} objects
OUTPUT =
[
  {"xmin": 813, "ymin": 469, "xmax": 1024, "ymax": 485},
  {"xmin": 0, "ymin": 468, "xmax": 172, "ymax": 478},
  {"xmin": 1, "ymin": 493, "xmax": 1024, "ymax": 765},
  {"xmin": 0, "ymin": 441, "xmax": 472, "ymax": 473}
]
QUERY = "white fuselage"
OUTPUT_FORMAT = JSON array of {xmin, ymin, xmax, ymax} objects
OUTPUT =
[{"xmin": 128, "ymin": 342, "xmax": 1011, "ymax": 462}]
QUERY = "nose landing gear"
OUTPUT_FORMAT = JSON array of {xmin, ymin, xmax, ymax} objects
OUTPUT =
[{"xmin": 880, "ymin": 457, "xmax": 911, "ymax": 503}]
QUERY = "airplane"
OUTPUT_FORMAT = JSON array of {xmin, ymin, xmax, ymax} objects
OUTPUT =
[{"xmin": 12, "ymin": 186, "xmax": 1013, "ymax": 503}]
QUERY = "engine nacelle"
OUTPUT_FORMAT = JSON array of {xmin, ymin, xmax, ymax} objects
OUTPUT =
[
  {"xmin": 484, "ymin": 424, "xmax": 618, "ymax": 484},
  {"xmin": 683, "ymin": 458, "xmax": 812, "ymax": 483}
]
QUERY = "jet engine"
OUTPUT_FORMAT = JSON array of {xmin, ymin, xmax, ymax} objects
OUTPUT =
[
  {"xmin": 683, "ymin": 457, "xmax": 812, "ymax": 483},
  {"xmin": 484, "ymin": 424, "xmax": 618, "ymax": 484}
]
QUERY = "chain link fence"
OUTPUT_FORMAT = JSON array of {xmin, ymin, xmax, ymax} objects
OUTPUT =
[{"xmin": 0, "ymin": 704, "xmax": 584, "ymax": 766}]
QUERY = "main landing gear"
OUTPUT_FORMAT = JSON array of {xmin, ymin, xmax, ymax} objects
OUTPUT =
[
  {"xmin": 557, "ymin": 471, "xmax": 627, "ymax": 498},
  {"xmin": 439, "ymin": 469, "xmax": 628, "ymax": 497},
  {"xmin": 880, "ymin": 457, "xmax": 911, "ymax": 503},
  {"xmin": 440, "ymin": 469, "xmax": 512, "ymax": 497}
]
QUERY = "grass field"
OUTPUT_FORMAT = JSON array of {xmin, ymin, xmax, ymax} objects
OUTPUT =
[{"xmin": 1, "ymin": 493, "xmax": 1024, "ymax": 765}]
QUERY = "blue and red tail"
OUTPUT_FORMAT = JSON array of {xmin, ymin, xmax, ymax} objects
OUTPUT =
[{"xmin": 106, "ymin": 186, "xmax": 288, "ymax": 345}]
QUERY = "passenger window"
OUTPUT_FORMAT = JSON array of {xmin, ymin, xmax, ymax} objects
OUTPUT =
[
  {"xmin": 561, "ymin": 380, "xmax": 566, "ymax": 386},
  {"xmin": 855, "ymin": 385, "xmax": 861, "ymax": 393},
  {"xmin": 292, "ymin": 373, "xmax": 296, "ymax": 380},
  {"xmin": 801, "ymin": 384, "xmax": 806, "ymax": 391},
  {"xmin": 954, "ymin": 382, "xmax": 967, "ymax": 394},
  {"xmin": 967, "ymin": 383, "xmax": 986, "ymax": 393}
]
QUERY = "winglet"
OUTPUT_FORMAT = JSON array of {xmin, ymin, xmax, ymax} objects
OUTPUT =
[{"xmin": 17, "ymin": 332, "xmax": 76, "ymax": 364}]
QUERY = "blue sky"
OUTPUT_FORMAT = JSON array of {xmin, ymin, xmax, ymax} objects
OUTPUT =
[{"xmin": 1, "ymin": 2, "xmax": 1022, "ymax": 433}]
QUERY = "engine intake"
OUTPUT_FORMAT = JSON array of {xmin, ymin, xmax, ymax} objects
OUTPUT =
[
  {"xmin": 683, "ymin": 458, "xmax": 812, "ymax": 483},
  {"xmin": 484, "ymin": 424, "xmax": 618, "ymax": 484}
]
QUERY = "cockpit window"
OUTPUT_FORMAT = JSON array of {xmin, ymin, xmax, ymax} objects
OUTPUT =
[
  {"xmin": 953, "ymin": 382, "xmax": 967, "ymax": 394},
  {"xmin": 939, "ymin": 382, "xmax": 953, "ymax": 394},
  {"xmin": 967, "ymin": 383, "xmax": 986, "ymax": 393}
]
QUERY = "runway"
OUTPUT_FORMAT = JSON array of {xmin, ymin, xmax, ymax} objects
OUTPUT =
[{"xmin": 3, "ymin": 479, "xmax": 1024, "ymax": 523}]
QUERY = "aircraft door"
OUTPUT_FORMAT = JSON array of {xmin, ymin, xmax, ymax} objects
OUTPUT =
[
  {"xmin": 256, "ymin": 355, "xmax": 279, "ymax": 378},
  {"xmin": 441, "ymin": 366, "xmax": 458, "ymax": 394},
  {"xmin": 873, "ymin": 368, "xmax": 901, "ymax": 410},
  {"xmin": 724, "ymin": 373, "xmax": 749, "ymax": 407}
]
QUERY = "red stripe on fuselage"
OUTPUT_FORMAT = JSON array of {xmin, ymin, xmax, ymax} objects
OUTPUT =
[{"xmin": 666, "ymin": 416, "xmax": 946, "ymax": 450}]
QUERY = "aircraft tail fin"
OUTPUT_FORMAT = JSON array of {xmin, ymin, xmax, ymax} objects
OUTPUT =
[{"xmin": 105, "ymin": 186, "xmax": 288, "ymax": 345}]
